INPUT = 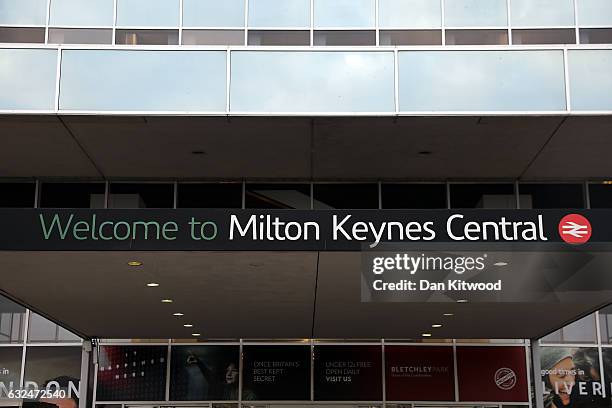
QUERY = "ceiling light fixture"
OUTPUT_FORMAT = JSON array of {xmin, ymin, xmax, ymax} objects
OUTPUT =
[
  {"xmin": 161, "ymin": 299, "xmax": 173, "ymax": 303},
  {"xmin": 432, "ymin": 324, "xmax": 442, "ymax": 328},
  {"xmin": 443, "ymin": 313, "xmax": 454, "ymax": 316},
  {"xmin": 183, "ymin": 324, "xmax": 193, "ymax": 328},
  {"xmin": 173, "ymin": 313, "xmax": 184, "ymax": 316},
  {"xmin": 127, "ymin": 261, "xmax": 142, "ymax": 267},
  {"xmin": 494, "ymin": 262, "xmax": 509, "ymax": 267},
  {"xmin": 192, "ymin": 333, "xmax": 201, "ymax": 337},
  {"xmin": 422, "ymin": 333, "xmax": 432, "ymax": 337},
  {"xmin": 146, "ymin": 283, "xmax": 159, "ymax": 287},
  {"xmin": 457, "ymin": 299, "xmax": 468, "ymax": 303}
]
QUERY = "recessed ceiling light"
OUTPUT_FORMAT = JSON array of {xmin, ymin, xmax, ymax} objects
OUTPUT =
[
  {"xmin": 127, "ymin": 261, "xmax": 142, "ymax": 267},
  {"xmin": 457, "ymin": 299, "xmax": 468, "ymax": 303},
  {"xmin": 146, "ymin": 283, "xmax": 159, "ymax": 287},
  {"xmin": 161, "ymin": 299, "xmax": 173, "ymax": 303},
  {"xmin": 173, "ymin": 312, "xmax": 184, "ymax": 316},
  {"xmin": 422, "ymin": 333, "xmax": 432, "ymax": 337},
  {"xmin": 432, "ymin": 324, "xmax": 442, "ymax": 328},
  {"xmin": 183, "ymin": 324, "xmax": 193, "ymax": 328},
  {"xmin": 494, "ymin": 262, "xmax": 508, "ymax": 267},
  {"xmin": 443, "ymin": 313, "xmax": 454, "ymax": 316},
  {"xmin": 192, "ymin": 333, "xmax": 201, "ymax": 337}
]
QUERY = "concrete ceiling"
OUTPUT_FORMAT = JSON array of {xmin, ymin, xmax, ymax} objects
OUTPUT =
[
  {"xmin": 0, "ymin": 250, "xmax": 609, "ymax": 341},
  {"xmin": 1, "ymin": 114, "xmax": 612, "ymax": 180}
]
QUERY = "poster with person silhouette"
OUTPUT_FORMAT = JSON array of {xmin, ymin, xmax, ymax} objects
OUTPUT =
[
  {"xmin": 170, "ymin": 345, "xmax": 240, "ymax": 401},
  {"xmin": 541, "ymin": 347, "xmax": 608, "ymax": 408}
]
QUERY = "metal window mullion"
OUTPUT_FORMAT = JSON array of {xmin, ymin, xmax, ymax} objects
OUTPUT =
[
  {"xmin": 574, "ymin": 0, "xmax": 580, "ymax": 44},
  {"xmin": 45, "ymin": 0, "xmax": 51, "ymax": 44},
  {"xmin": 453, "ymin": 341, "xmax": 459, "ymax": 401},
  {"xmin": 241, "ymin": 181, "xmax": 246, "ymax": 209},
  {"xmin": 596, "ymin": 311, "xmax": 606, "ymax": 398},
  {"xmin": 585, "ymin": 181, "xmax": 591, "ymax": 209},
  {"xmin": 563, "ymin": 47, "xmax": 572, "ymax": 112},
  {"xmin": 515, "ymin": 179, "xmax": 521, "ymax": 209},
  {"xmin": 310, "ymin": 0, "xmax": 314, "ymax": 46},
  {"xmin": 34, "ymin": 180, "xmax": 40, "ymax": 208},
  {"xmin": 310, "ymin": 340, "xmax": 314, "ymax": 401},
  {"xmin": 19, "ymin": 309, "xmax": 31, "ymax": 388},
  {"xmin": 54, "ymin": 47, "xmax": 62, "ymax": 113},
  {"xmin": 446, "ymin": 181, "xmax": 451, "ymax": 209},
  {"xmin": 507, "ymin": 0, "xmax": 513, "ymax": 44},
  {"xmin": 378, "ymin": 181, "xmax": 382, "ymax": 209},
  {"xmin": 226, "ymin": 49, "xmax": 231, "ymax": 113},
  {"xmin": 239, "ymin": 339, "xmax": 244, "ymax": 404},
  {"xmin": 440, "ymin": 0, "xmax": 446, "ymax": 45},
  {"xmin": 173, "ymin": 181, "xmax": 178, "ymax": 208},
  {"xmin": 381, "ymin": 339, "xmax": 386, "ymax": 408},
  {"xmin": 244, "ymin": 0, "xmax": 249, "ymax": 45},
  {"xmin": 165, "ymin": 340, "xmax": 171, "ymax": 400},
  {"xmin": 178, "ymin": 0, "xmax": 184, "ymax": 44},
  {"xmin": 375, "ymin": 0, "xmax": 380, "ymax": 46},
  {"xmin": 525, "ymin": 342, "xmax": 533, "ymax": 408},
  {"xmin": 112, "ymin": 0, "xmax": 118, "ymax": 44},
  {"xmin": 393, "ymin": 48, "xmax": 399, "ymax": 114}
]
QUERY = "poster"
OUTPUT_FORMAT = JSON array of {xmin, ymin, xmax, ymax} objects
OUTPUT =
[
  {"xmin": 96, "ymin": 345, "xmax": 167, "ymax": 401},
  {"xmin": 456, "ymin": 346, "xmax": 528, "ymax": 402},
  {"xmin": 542, "ymin": 347, "xmax": 607, "ymax": 407},
  {"xmin": 170, "ymin": 345, "xmax": 240, "ymax": 401},
  {"xmin": 314, "ymin": 345, "xmax": 382, "ymax": 401},
  {"xmin": 242, "ymin": 345, "xmax": 310, "ymax": 400},
  {"xmin": 385, "ymin": 345, "xmax": 455, "ymax": 401}
]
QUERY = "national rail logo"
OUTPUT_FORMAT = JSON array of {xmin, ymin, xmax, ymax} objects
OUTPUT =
[{"xmin": 558, "ymin": 213, "xmax": 592, "ymax": 244}]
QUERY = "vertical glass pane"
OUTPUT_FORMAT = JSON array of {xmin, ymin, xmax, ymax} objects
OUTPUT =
[
  {"xmin": 314, "ymin": 0, "xmax": 375, "ymax": 28},
  {"xmin": 313, "ymin": 183, "xmax": 378, "ymax": 209},
  {"xmin": 28, "ymin": 313, "xmax": 80, "ymax": 343},
  {"xmin": 60, "ymin": 50, "xmax": 226, "ymax": 111},
  {"xmin": 50, "ymin": 0, "xmax": 114, "ymax": 26},
  {"xmin": 511, "ymin": 0, "xmax": 575, "ymax": 27},
  {"xmin": 109, "ymin": 183, "xmax": 174, "ymax": 208},
  {"xmin": 577, "ymin": 0, "xmax": 612, "ymax": 26},
  {"xmin": 0, "ymin": 295, "xmax": 26, "ymax": 343},
  {"xmin": 24, "ymin": 346, "xmax": 82, "ymax": 392},
  {"xmin": 246, "ymin": 184, "xmax": 311, "ymax": 209},
  {"xmin": 183, "ymin": 0, "xmax": 245, "ymax": 27},
  {"xmin": 450, "ymin": 184, "xmax": 516, "ymax": 208},
  {"xmin": 444, "ymin": 0, "xmax": 508, "ymax": 27},
  {"xmin": 378, "ymin": 0, "xmax": 441, "ymax": 29},
  {"xmin": 0, "ymin": 49, "xmax": 58, "ymax": 111},
  {"xmin": 0, "ymin": 0, "xmax": 47, "ymax": 25},
  {"xmin": 382, "ymin": 184, "xmax": 447, "ymax": 209},
  {"xmin": 248, "ymin": 0, "xmax": 310, "ymax": 28},
  {"xmin": 40, "ymin": 183, "xmax": 106, "ymax": 208},
  {"xmin": 398, "ymin": 50, "xmax": 566, "ymax": 111},
  {"xmin": 541, "ymin": 314, "xmax": 597, "ymax": 343},
  {"xmin": 569, "ymin": 50, "xmax": 612, "ymax": 111},
  {"xmin": 116, "ymin": 0, "xmax": 180, "ymax": 27},
  {"xmin": 48, "ymin": 28, "xmax": 113, "ymax": 44},
  {"xmin": 518, "ymin": 183, "xmax": 584, "ymax": 208},
  {"xmin": 177, "ymin": 183, "xmax": 242, "ymax": 208},
  {"xmin": 0, "ymin": 183, "xmax": 35, "ymax": 207},
  {"xmin": 230, "ymin": 51, "xmax": 395, "ymax": 112}
]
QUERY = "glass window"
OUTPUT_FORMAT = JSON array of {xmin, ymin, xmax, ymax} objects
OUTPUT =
[
  {"xmin": 248, "ymin": 0, "xmax": 310, "ymax": 28},
  {"xmin": 512, "ymin": 28, "xmax": 576, "ymax": 44},
  {"xmin": 577, "ymin": 0, "xmax": 612, "ymax": 26},
  {"xmin": 398, "ymin": 50, "xmax": 566, "ymax": 112},
  {"xmin": 0, "ymin": 183, "xmax": 35, "ymax": 207},
  {"xmin": 382, "ymin": 184, "xmax": 447, "ymax": 209},
  {"xmin": 569, "ymin": 50, "xmax": 612, "ymax": 110},
  {"xmin": 314, "ymin": 0, "xmax": 375, "ymax": 28},
  {"xmin": 246, "ymin": 184, "xmax": 311, "ymax": 209},
  {"xmin": 450, "ymin": 184, "xmax": 516, "ymax": 208},
  {"xmin": 518, "ymin": 183, "xmax": 584, "ymax": 209},
  {"xmin": 0, "ymin": 0, "xmax": 47, "ymax": 25},
  {"xmin": 183, "ymin": 0, "xmax": 245, "ymax": 27},
  {"xmin": 0, "ymin": 347, "xmax": 22, "ymax": 386},
  {"xmin": 580, "ymin": 28, "xmax": 612, "ymax": 44},
  {"xmin": 116, "ymin": 0, "xmax": 179, "ymax": 27},
  {"xmin": 445, "ymin": 29, "xmax": 508, "ymax": 44},
  {"xmin": 589, "ymin": 183, "xmax": 612, "ymax": 208},
  {"xmin": 50, "ymin": 0, "xmax": 114, "ymax": 26},
  {"xmin": 541, "ymin": 314, "xmax": 597, "ymax": 343},
  {"xmin": 599, "ymin": 305, "xmax": 612, "ymax": 343},
  {"xmin": 380, "ymin": 30, "xmax": 442, "ymax": 45},
  {"xmin": 39, "ymin": 183, "xmax": 105, "ymax": 208},
  {"xmin": 444, "ymin": 0, "xmax": 508, "ymax": 27},
  {"xmin": 0, "ymin": 26, "xmax": 45, "ymax": 43},
  {"xmin": 177, "ymin": 183, "xmax": 242, "ymax": 208},
  {"xmin": 28, "ymin": 313, "xmax": 80, "ymax": 343},
  {"xmin": 108, "ymin": 183, "xmax": 173, "ymax": 208},
  {"xmin": 0, "ymin": 49, "xmax": 57, "ymax": 110},
  {"xmin": 0, "ymin": 295, "xmax": 26, "ymax": 343},
  {"xmin": 24, "ymin": 346, "xmax": 82, "ymax": 392},
  {"xmin": 183, "ymin": 29, "xmax": 244, "ymax": 45},
  {"xmin": 314, "ymin": 183, "xmax": 378, "ymax": 209},
  {"xmin": 313, "ymin": 30, "xmax": 376, "ymax": 45},
  {"xmin": 248, "ymin": 30, "xmax": 310, "ymax": 46},
  {"xmin": 48, "ymin": 28, "xmax": 113, "ymax": 44},
  {"xmin": 378, "ymin": 0, "xmax": 441, "ymax": 29},
  {"xmin": 115, "ymin": 29, "xmax": 179, "ymax": 45},
  {"xmin": 230, "ymin": 51, "xmax": 394, "ymax": 113},
  {"xmin": 60, "ymin": 50, "xmax": 226, "ymax": 111},
  {"xmin": 511, "ymin": 0, "xmax": 575, "ymax": 27}
]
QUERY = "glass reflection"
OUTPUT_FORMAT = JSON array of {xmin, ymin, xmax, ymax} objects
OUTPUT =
[
  {"xmin": 577, "ymin": 0, "xmax": 612, "ymax": 26},
  {"xmin": 444, "ymin": 0, "xmax": 507, "ymax": 27},
  {"xmin": 230, "ymin": 51, "xmax": 395, "ymax": 112},
  {"xmin": 248, "ymin": 0, "xmax": 310, "ymax": 28},
  {"xmin": 378, "ymin": 0, "xmax": 441, "ymax": 28},
  {"xmin": 568, "ymin": 50, "xmax": 612, "ymax": 110},
  {"xmin": 50, "ymin": 0, "xmax": 114, "ymax": 26},
  {"xmin": 398, "ymin": 50, "xmax": 566, "ymax": 111},
  {"xmin": 183, "ymin": 0, "xmax": 245, "ymax": 27},
  {"xmin": 116, "ymin": 0, "xmax": 180, "ymax": 27},
  {"xmin": 314, "ymin": 0, "xmax": 375, "ymax": 28},
  {"xmin": 60, "ymin": 50, "xmax": 226, "ymax": 111},
  {"xmin": 511, "ymin": 0, "xmax": 575, "ymax": 27},
  {"xmin": 0, "ymin": 0, "xmax": 47, "ymax": 25}
]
